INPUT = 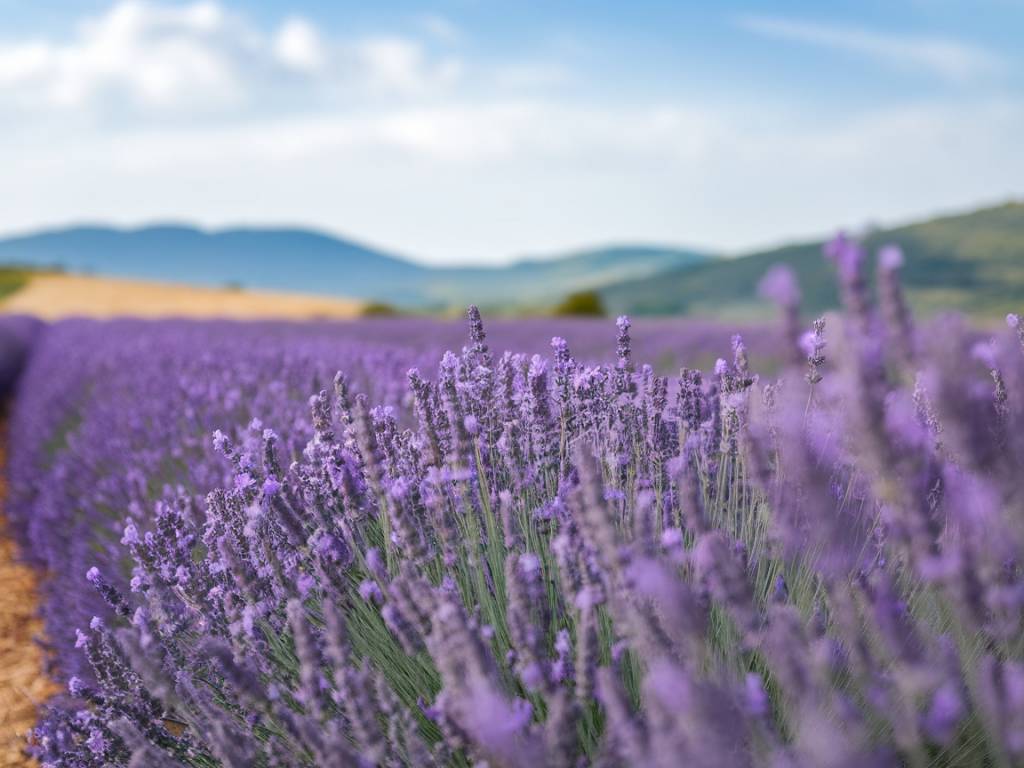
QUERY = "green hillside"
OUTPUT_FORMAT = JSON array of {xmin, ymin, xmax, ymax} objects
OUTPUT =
[
  {"xmin": 601, "ymin": 201, "xmax": 1024, "ymax": 320},
  {"xmin": 422, "ymin": 246, "xmax": 710, "ymax": 311}
]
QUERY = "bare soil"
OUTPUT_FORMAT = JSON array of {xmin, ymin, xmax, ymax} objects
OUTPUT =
[{"xmin": 0, "ymin": 439, "xmax": 55, "ymax": 767}]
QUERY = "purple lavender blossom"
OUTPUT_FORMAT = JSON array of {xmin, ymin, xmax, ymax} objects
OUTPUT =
[{"xmin": 6, "ymin": 265, "xmax": 1024, "ymax": 767}]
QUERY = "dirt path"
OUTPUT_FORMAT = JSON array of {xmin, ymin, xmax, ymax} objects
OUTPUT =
[{"xmin": 0, "ymin": 439, "xmax": 56, "ymax": 766}]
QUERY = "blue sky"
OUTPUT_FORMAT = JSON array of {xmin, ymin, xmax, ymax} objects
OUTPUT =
[{"xmin": 0, "ymin": 1, "xmax": 1021, "ymax": 264}]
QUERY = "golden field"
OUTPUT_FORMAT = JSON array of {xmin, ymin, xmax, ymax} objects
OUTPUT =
[{"xmin": 0, "ymin": 273, "xmax": 365, "ymax": 321}]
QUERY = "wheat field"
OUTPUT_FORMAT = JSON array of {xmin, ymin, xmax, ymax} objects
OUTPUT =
[{"xmin": 0, "ymin": 274, "xmax": 365, "ymax": 321}]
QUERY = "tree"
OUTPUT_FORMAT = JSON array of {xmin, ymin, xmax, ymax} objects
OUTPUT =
[{"xmin": 553, "ymin": 290, "xmax": 606, "ymax": 317}]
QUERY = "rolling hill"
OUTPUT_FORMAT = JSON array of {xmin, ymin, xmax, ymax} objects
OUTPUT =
[
  {"xmin": 0, "ymin": 225, "xmax": 710, "ymax": 311},
  {"xmin": 425, "ymin": 246, "xmax": 708, "ymax": 309},
  {"xmin": 6, "ymin": 202, "xmax": 1018, "ymax": 318},
  {"xmin": 600, "ymin": 201, "xmax": 1024, "ymax": 320},
  {"xmin": 0, "ymin": 225, "xmax": 427, "ymax": 304}
]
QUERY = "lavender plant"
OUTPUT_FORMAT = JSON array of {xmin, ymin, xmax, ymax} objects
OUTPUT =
[{"xmin": 7, "ymin": 242, "xmax": 1024, "ymax": 767}]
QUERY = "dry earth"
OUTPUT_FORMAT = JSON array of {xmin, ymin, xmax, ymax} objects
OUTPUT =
[
  {"xmin": 0, "ymin": 273, "xmax": 365, "ymax": 320},
  {"xmin": 0, "ymin": 437, "xmax": 57, "ymax": 767}
]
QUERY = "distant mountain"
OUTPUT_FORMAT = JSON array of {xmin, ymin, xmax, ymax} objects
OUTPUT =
[
  {"xmin": 0, "ymin": 225, "xmax": 710, "ymax": 310},
  {"xmin": 601, "ymin": 202, "xmax": 1024, "ymax": 320},
  {"xmin": 0, "ymin": 225, "xmax": 429, "ymax": 305}
]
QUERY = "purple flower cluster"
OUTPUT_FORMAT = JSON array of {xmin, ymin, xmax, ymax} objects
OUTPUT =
[
  {"xmin": 0, "ymin": 314, "xmax": 42, "ymax": 397},
  {"xmin": 6, "ymin": 240, "xmax": 1024, "ymax": 767}
]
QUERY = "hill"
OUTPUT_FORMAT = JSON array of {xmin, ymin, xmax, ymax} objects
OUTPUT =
[
  {"xmin": 601, "ymin": 201, "xmax": 1024, "ymax": 320},
  {"xmin": 424, "ymin": 246, "xmax": 708, "ymax": 309},
  {"xmin": 0, "ymin": 225, "xmax": 710, "ymax": 311},
  {"xmin": 0, "ymin": 225, "xmax": 426, "ymax": 304}
]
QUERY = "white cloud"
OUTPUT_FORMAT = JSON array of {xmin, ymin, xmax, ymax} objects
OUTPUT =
[
  {"xmin": 349, "ymin": 37, "xmax": 461, "ymax": 96},
  {"xmin": 736, "ymin": 14, "xmax": 1002, "ymax": 83},
  {"xmin": 0, "ymin": 0, "xmax": 246, "ymax": 110},
  {"xmin": 0, "ymin": 0, "xmax": 461, "ymax": 114},
  {"xmin": 0, "ymin": 42, "xmax": 51, "ymax": 86},
  {"xmin": 273, "ymin": 17, "xmax": 325, "ymax": 74}
]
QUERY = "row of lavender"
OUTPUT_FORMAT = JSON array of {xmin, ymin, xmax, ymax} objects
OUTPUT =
[
  {"xmin": 6, "ymin": 316, "xmax": 775, "ymax": 680},
  {"xmin": 7, "ymin": 244, "xmax": 1024, "ymax": 767}
]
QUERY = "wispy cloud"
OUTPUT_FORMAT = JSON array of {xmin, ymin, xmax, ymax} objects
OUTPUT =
[
  {"xmin": 3, "ymin": 93, "xmax": 1021, "ymax": 262},
  {"xmin": 417, "ymin": 14, "xmax": 460, "ymax": 44},
  {"xmin": 735, "ymin": 14, "xmax": 1002, "ymax": 83}
]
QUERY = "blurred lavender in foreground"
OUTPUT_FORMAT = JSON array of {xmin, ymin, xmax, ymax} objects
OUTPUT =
[{"xmin": 6, "ymin": 237, "xmax": 1024, "ymax": 767}]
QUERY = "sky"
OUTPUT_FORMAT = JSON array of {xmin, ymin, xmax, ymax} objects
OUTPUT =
[{"xmin": 0, "ymin": 1, "xmax": 1022, "ymax": 265}]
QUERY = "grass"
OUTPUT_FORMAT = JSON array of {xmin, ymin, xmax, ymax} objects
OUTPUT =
[{"xmin": 0, "ymin": 268, "xmax": 33, "ymax": 302}]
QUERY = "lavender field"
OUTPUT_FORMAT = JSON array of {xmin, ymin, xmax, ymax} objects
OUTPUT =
[{"xmin": 3, "ymin": 237, "xmax": 1024, "ymax": 767}]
